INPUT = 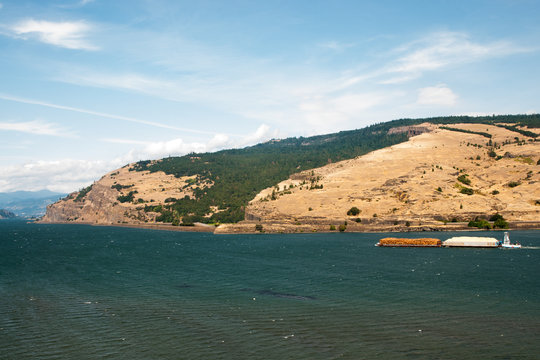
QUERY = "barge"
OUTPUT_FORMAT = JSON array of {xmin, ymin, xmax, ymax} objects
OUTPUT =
[
  {"xmin": 376, "ymin": 238, "xmax": 442, "ymax": 247},
  {"xmin": 377, "ymin": 232, "xmax": 521, "ymax": 249}
]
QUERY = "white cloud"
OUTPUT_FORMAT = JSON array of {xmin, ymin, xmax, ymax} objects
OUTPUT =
[
  {"xmin": 381, "ymin": 32, "xmax": 531, "ymax": 83},
  {"xmin": 10, "ymin": 19, "xmax": 98, "ymax": 50},
  {"xmin": 0, "ymin": 124, "xmax": 280, "ymax": 192},
  {"xmin": 0, "ymin": 159, "xmax": 121, "ymax": 193},
  {"xmin": 142, "ymin": 138, "xmax": 207, "ymax": 158},
  {"xmin": 134, "ymin": 124, "xmax": 276, "ymax": 160},
  {"xmin": 417, "ymin": 84, "xmax": 458, "ymax": 106},
  {"xmin": 0, "ymin": 119, "xmax": 76, "ymax": 137},
  {"xmin": 239, "ymin": 124, "xmax": 278, "ymax": 146}
]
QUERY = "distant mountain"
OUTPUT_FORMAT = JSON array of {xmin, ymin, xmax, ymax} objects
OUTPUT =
[
  {"xmin": 0, "ymin": 190, "xmax": 67, "ymax": 218},
  {"xmin": 0, "ymin": 209, "xmax": 16, "ymax": 219}
]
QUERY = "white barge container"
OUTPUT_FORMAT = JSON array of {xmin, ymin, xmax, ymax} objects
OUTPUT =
[{"xmin": 442, "ymin": 236, "xmax": 499, "ymax": 248}]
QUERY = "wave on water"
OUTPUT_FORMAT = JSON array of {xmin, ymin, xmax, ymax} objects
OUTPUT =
[{"xmin": 241, "ymin": 288, "xmax": 316, "ymax": 301}]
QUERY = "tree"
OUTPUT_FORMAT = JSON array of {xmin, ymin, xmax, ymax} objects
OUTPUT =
[
  {"xmin": 347, "ymin": 207, "xmax": 360, "ymax": 216},
  {"xmin": 494, "ymin": 218, "xmax": 509, "ymax": 229}
]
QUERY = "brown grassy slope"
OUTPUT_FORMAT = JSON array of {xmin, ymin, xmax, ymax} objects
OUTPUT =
[
  {"xmin": 39, "ymin": 164, "xmax": 206, "ymax": 224},
  {"xmin": 238, "ymin": 124, "xmax": 539, "ymax": 230}
]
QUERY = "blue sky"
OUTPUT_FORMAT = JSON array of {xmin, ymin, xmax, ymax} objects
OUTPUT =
[{"xmin": 0, "ymin": 0, "xmax": 539, "ymax": 193}]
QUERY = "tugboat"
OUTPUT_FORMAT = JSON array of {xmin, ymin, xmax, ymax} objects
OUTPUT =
[{"xmin": 500, "ymin": 232, "xmax": 521, "ymax": 249}]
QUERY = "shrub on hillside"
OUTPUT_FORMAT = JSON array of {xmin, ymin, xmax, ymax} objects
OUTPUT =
[
  {"xmin": 468, "ymin": 217, "xmax": 491, "ymax": 229},
  {"xmin": 494, "ymin": 218, "xmax": 509, "ymax": 229},
  {"xmin": 117, "ymin": 191, "xmax": 138, "ymax": 203},
  {"xmin": 457, "ymin": 174, "xmax": 471, "ymax": 185}
]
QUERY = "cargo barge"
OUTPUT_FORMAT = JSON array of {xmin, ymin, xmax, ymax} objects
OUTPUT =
[
  {"xmin": 376, "ymin": 238, "xmax": 442, "ymax": 247},
  {"xmin": 377, "ymin": 232, "xmax": 521, "ymax": 248}
]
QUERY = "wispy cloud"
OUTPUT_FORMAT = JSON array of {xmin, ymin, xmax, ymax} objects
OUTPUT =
[
  {"xmin": 101, "ymin": 138, "xmax": 152, "ymax": 146},
  {"xmin": 0, "ymin": 93, "xmax": 233, "ymax": 136},
  {"xmin": 417, "ymin": 84, "xmax": 458, "ymax": 106},
  {"xmin": 0, "ymin": 119, "xmax": 76, "ymax": 137},
  {"xmin": 9, "ymin": 19, "xmax": 98, "ymax": 50},
  {"xmin": 41, "ymin": 29, "xmax": 538, "ymax": 137},
  {"xmin": 379, "ymin": 32, "xmax": 532, "ymax": 83},
  {"xmin": 61, "ymin": 72, "xmax": 174, "ymax": 94},
  {"xmin": 318, "ymin": 41, "xmax": 355, "ymax": 51}
]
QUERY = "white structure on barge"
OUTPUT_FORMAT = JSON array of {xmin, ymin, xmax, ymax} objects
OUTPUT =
[{"xmin": 443, "ymin": 237, "xmax": 499, "ymax": 248}]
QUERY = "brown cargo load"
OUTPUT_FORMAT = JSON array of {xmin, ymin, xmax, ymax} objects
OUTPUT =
[{"xmin": 377, "ymin": 237, "xmax": 441, "ymax": 247}]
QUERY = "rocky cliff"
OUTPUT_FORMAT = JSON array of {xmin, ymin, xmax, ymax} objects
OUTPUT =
[{"xmin": 40, "ymin": 163, "xmax": 205, "ymax": 225}]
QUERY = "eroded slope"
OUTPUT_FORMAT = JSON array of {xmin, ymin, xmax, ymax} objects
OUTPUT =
[{"xmin": 240, "ymin": 124, "xmax": 539, "ymax": 230}]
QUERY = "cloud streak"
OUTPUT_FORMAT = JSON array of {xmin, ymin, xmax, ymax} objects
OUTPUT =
[
  {"xmin": 10, "ymin": 19, "xmax": 98, "ymax": 50},
  {"xmin": 0, "ymin": 93, "xmax": 235, "ymax": 136},
  {"xmin": 0, "ymin": 119, "xmax": 77, "ymax": 137}
]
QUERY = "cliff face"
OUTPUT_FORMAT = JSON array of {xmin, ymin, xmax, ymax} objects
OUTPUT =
[
  {"xmin": 243, "ymin": 124, "xmax": 540, "ymax": 229},
  {"xmin": 40, "ymin": 163, "xmax": 203, "ymax": 225}
]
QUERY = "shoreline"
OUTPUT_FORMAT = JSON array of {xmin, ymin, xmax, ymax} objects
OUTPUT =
[
  {"xmin": 34, "ymin": 221, "xmax": 216, "ymax": 233},
  {"xmin": 35, "ymin": 220, "xmax": 540, "ymax": 234}
]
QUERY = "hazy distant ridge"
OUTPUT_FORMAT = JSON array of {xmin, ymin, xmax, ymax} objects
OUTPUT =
[{"xmin": 0, "ymin": 190, "xmax": 66, "ymax": 218}]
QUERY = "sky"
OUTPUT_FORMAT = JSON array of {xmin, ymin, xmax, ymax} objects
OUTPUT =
[{"xmin": 0, "ymin": 0, "xmax": 539, "ymax": 193}]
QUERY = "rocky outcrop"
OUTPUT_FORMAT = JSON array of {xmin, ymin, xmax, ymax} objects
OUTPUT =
[{"xmin": 40, "ymin": 163, "xmax": 202, "ymax": 225}]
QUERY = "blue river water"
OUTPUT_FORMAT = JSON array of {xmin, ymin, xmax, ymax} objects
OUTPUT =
[{"xmin": 1, "ymin": 220, "xmax": 539, "ymax": 359}]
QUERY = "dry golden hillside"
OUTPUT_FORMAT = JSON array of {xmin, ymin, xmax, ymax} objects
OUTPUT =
[
  {"xmin": 40, "ymin": 163, "xmax": 210, "ymax": 225},
  {"xmin": 217, "ymin": 124, "xmax": 539, "ymax": 233}
]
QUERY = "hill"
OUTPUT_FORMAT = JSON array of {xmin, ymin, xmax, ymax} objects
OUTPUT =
[
  {"xmin": 219, "ymin": 123, "xmax": 539, "ymax": 233},
  {"xmin": 0, "ymin": 190, "xmax": 66, "ymax": 218},
  {"xmin": 0, "ymin": 209, "xmax": 16, "ymax": 219},
  {"xmin": 40, "ymin": 114, "xmax": 540, "ymax": 230}
]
